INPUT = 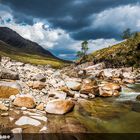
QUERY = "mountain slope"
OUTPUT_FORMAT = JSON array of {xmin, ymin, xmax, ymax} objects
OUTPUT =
[
  {"xmin": 0, "ymin": 27, "xmax": 69, "ymax": 68},
  {"xmin": 0, "ymin": 27, "xmax": 57, "ymax": 58},
  {"xmin": 87, "ymin": 33, "xmax": 140, "ymax": 68}
]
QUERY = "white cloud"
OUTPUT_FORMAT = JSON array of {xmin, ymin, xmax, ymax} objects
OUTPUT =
[
  {"xmin": 88, "ymin": 39, "xmax": 120, "ymax": 53},
  {"xmin": 63, "ymin": 38, "xmax": 119, "ymax": 53},
  {"xmin": 2, "ymin": 21, "xmax": 67, "ymax": 49},
  {"xmin": 0, "ymin": 3, "xmax": 119, "ymax": 60},
  {"xmin": 92, "ymin": 4, "xmax": 140, "ymax": 32}
]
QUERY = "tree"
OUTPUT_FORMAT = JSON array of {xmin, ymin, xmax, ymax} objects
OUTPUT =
[
  {"xmin": 132, "ymin": 32, "xmax": 139, "ymax": 39},
  {"xmin": 76, "ymin": 51, "xmax": 84, "ymax": 58},
  {"xmin": 122, "ymin": 28, "xmax": 132, "ymax": 40},
  {"xmin": 76, "ymin": 41, "xmax": 89, "ymax": 61}
]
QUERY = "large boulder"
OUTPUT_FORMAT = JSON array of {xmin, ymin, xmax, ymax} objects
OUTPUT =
[
  {"xmin": 66, "ymin": 81, "xmax": 81, "ymax": 91},
  {"xmin": 15, "ymin": 116, "xmax": 41, "ymax": 126},
  {"xmin": 99, "ymin": 83, "xmax": 121, "ymax": 97},
  {"xmin": 80, "ymin": 79, "xmax": 98, "ymax": 95},
  {"xmin": 0, "ymin": 67, "xmax": 19, "ymax": 80},
  {"xmin": 0, "ymin": 81, "xmax": 21, "ymax": 98},
  {"xmin": 13, "ymin": 94, "xmax": 36, "ymax": 108},
  {"xmin": 45, "ymin": 99, "xmax": 75, "ymax": 115}
]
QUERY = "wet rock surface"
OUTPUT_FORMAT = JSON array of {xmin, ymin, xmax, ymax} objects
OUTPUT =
[{"xmin": 45, "ymin": 99, "xmax": 75, "ymax": 115}]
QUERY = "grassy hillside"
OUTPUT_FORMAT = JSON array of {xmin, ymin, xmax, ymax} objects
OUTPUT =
[
  {"xmin": 0, "ymin": 40, "xmax": 67, "ymax": 68},
  {"xmin": 0, "ymin": 27, "xmax": 72, "ymax": 68},
  {"xmin": 87, "ymin": 33, "xmax": 140, "ymax": 68}
]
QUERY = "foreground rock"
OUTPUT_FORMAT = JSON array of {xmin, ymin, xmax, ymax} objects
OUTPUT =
[
  {"xmin": 13, "ymin": 94, "xmax": 36, "ymax": 108},
  {"xmin": 11, "ymin": 128, "xmax": 22, "ymax": 133},
  {"xmin": 80, "ymin": 79, "xmax": 98, "ymax": 95},
  {"xmin": 32, "ymin": 73, "xmax": 46, "ymax": 82},
  {"xmin": 122, "ymin": 79, "xmax": 135, "ymax": 84},
  {"xmin": 15, "ymin": 116, "xmax": 41, "ymax": 126},
  {"xmin": 0, "ymin": 81, "xmax": 21, "ymax": 98},
  {"xmin": 99, "ymin": 83, "xmax": 121, "ymax": 97},
  {"xmin": 48, "ymin": 90, "xmax": 67, "ymax": 100},
  {"xmin": 45, "ymin": 99, "xmax": 75, "ymax": 115},
  {"xmin": 27, "ymin": 81, "xmax": 46, "ymax": 90},
  {"xmin": 36, "ymin": 103, "xmax": 44, "ymax": 111},
  {"xmin": 0, "ymin": 103, "xmax": 8, "ymax": 111},
  {"xmin": 0, "ymin": 67, "xmax": 19, "ymax": 80},
  {"xmin": 66, "ymin": 80, "xmax": 81, "ymax": 91}
]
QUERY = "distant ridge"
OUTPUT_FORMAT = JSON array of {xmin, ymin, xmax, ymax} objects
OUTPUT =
[
  {"xmin": 0, "ymin": 27, "xmax": 70, "ymax": 68},
  {"xmin": 0, "ymin": 27, "xmax": 56, "ymax": 58}
]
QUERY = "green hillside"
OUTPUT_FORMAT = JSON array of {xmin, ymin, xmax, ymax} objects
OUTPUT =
[
  {"xmin": 0, "ymin": 40, "xmax": 67, "ymax": 68},
  {"xmin": 87, "ymin": 33, "xmax": 140, "ymax": 68}
]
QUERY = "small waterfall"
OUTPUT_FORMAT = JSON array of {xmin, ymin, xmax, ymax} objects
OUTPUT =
[{"xmin": 116, "ymin": 84, "xmax": 140, "ymax": 102}]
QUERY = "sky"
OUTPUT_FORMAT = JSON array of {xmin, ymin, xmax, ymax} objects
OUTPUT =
[{"xmin": 0, "ymin": 0, "xmax": 140, "ymax": 60}]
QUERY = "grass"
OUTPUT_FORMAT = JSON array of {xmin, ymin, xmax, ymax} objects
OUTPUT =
[
  {"xmin": 0, "ymin": 51, "xmax": 66, "ymax": 68},
  {"xmin": 87, "ymin": 33, "xmax": 140, "ymax": 68},
  {"xmin": 0, "ymin": 40, "xmax": 68, "ymax": 68}
]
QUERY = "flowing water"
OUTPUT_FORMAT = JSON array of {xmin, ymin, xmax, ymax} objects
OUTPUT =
[
  {"xmin": 0, "ymin": 84, "xmax": 140, "ymax": 135},
  {"xmin": 47, "ymin": 84, "xmax": 140, "ymax": 133}
]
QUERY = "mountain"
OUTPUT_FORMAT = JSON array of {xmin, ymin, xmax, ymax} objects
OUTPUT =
[
  {"xmin": 0, "ymin": 27, "xmax": 69, "ymax": 68},
  {"xmin": 87, "ymin": 33, "xmax": 140, "ymax": 68}
]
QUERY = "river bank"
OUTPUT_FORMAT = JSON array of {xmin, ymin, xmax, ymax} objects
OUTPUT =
[{"xmin": 0, "ymin": 57, "xmax": 140, "ymax": 137}]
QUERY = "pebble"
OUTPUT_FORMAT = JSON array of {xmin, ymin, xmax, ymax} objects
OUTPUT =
[
  {"xmin": 1, "ymin": 113, "xmax": 9, "ymax": 117},
  {"xmin": 21, "ymin": 107, "xmax": 27, "ymax": 110}
]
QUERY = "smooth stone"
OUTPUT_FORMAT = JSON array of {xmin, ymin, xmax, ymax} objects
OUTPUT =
[
  {"xmin": 15, "ymin": 116, "xmax": 41, "ymax": 126},
  {"xmin": 0, "ymin": 81, "xmax": 20, "ymax": 98},
  {"xmin": 36, "ymin": 103, "xmax": 44, "ymax": 111},
  {"xmin": 28, "ymin": 81, "xmax": 46, "ymax": 90},
  {"xmin": 11, "ymin": 128, "xmax": 22, "ymax": 133},
  {"xmin": 48, "ymin": 90, "xmax": 67, "ymax": 100},
  {"xmin": 32, "ymin": 81, "xmax": 46, "ymax": 90},
  {"xmin": 13, "ymin": 94, "xmax": 36, "ymax": 109},
  {"xmin": 101, "ymin": 83, "xmax": 121, "ymax": 91},
  {"xmin": 99, "ymin": 87, "xmax": 120, "ymax": 97},
  {"xmin": 66, "ymin": 81, "xmax": 81, "ymax": 91},
  {"xmin": 0, "ymin": 103, "xmax": 8, "ymax": 111},
  {"xmin": 45, "ymin": 99, "xmax": 75, "ymax": 115},
  {"xmin": 9, "ymin": 117, "xmax": 14, "ymax": 121},
  {"xmin": 21, "ymin": 107, "xmax": 27, "ymax": 110},
  {"xmin": 80, "ymin": 79, "xmax": 98, "ymax": 95},
  {"xmin": 1, "ymin": 112, "xmax": 9, "ymax": 117}
]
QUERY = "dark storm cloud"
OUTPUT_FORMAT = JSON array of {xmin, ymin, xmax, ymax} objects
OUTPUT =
[
  {"xmin": 71, "ymin": 27, "xmax": 121, "ymax": 40},
  {"xmin": 1, "ymin": 0, "xmax": 140, "ymax": 39}
]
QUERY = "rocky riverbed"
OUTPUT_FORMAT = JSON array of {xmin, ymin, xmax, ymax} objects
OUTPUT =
[{"xmin": 0, "ymin": 57, "xmax": 140, "ymax": 137}]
